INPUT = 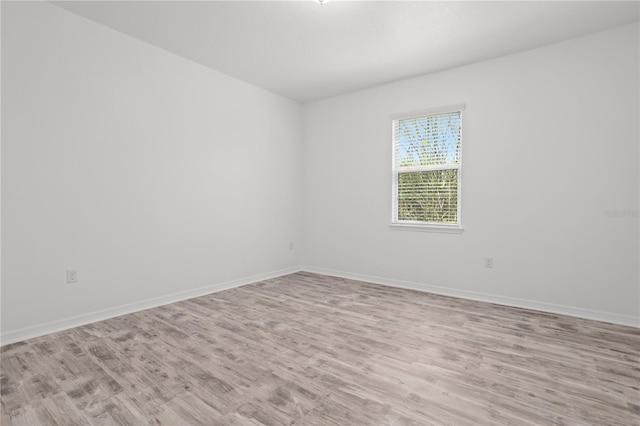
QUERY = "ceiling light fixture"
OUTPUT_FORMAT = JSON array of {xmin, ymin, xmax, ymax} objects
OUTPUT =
[{"xmin": 313, "ymin": 0, "xmax": 330, "ymax": 5}]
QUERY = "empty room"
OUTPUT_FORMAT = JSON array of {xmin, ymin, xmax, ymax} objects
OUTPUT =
[{"xmin": 1, "ymin": 0, "xmax": 639, "ymax": 425}]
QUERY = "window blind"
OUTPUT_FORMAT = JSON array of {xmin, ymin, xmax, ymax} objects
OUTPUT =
[{"xmin": 392, "ymin": 108, "xmax": 463, "ymax": 225}]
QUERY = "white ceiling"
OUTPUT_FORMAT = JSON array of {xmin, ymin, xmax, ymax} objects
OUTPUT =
[{"xmin": 53, "ymin": 1, "xmax": 640, "ymax": 103}]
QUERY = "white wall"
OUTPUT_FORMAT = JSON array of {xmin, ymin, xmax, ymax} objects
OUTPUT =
[
  {"xmin": 302, "ymin": 23, "xmax": 640, "ymax": 325},
  {"xmin": 1, "ymin": 2, "xmax": 302, "ymax": 335},
  {"xmin": 2, "ymin": 2, "xmax": 638, "ymax": 341}
]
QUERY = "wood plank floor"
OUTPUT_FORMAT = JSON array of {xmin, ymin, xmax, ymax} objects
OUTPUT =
[{"xmin": 1, "ymin": 272, "xmax": 639, "ymax": 425}]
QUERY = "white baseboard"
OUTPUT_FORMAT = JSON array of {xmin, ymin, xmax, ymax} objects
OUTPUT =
[
  {"xmin": 301, "ymin": 266, "xmax": 640, "ymax": 328},
  {"xmin": 0, "ymin": 266, "xmax": 303, "ymax": 346},
  {"xmin": 3, "ymin": 265, "xmax": 636, "ymax": 346}
]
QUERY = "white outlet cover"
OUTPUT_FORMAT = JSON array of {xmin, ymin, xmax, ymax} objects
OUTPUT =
[{"xmin": 66, "ymin": 270, "xmax": 78, "ymax": 283}]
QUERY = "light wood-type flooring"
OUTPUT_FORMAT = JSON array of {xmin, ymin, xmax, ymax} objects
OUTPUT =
[{"xmin": 1, "ymin": 272, "xmax": 639, "ymax": 425}]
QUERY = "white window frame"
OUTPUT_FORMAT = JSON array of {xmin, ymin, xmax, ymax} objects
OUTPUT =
[{"xmin": 390, "ymin": 103, "xmax": 465, "ymax": 233}]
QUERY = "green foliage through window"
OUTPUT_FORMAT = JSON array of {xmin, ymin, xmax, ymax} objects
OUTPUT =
[{"xmin": 397, "ymin": 169, "xmax": 458, "ymax": 223}]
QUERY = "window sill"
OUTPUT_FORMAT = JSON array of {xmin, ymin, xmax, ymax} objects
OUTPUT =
[{"xmin": 389, "ymin": 223, "xmax": 464, "ymax": 234}]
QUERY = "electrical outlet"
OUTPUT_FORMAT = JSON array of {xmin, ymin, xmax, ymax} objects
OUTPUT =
[
  {"xmin": 484, "ymin": 257, "xmax": 494, "ymax": 269},
  {"xmin": 66, "ymin": 270, "xmax": 78, "ymax": 283}
]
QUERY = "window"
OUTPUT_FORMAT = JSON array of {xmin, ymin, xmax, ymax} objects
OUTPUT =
[{"xmin": 391, "ymin": 104, "xmax": 464, "ymax": 232}]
